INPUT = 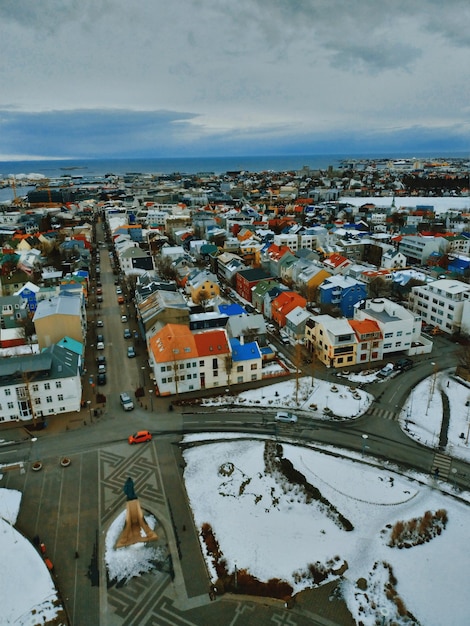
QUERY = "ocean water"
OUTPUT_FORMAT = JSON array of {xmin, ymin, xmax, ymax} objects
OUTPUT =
[
  {"xmin": 1, "ymin": 151, "xmax": 468, "ymax": 203},
  {"xmin": 0, "ymin": 154, "xmax": 346, "ymax": 180}
]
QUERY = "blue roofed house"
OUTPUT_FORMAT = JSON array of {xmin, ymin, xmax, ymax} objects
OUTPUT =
[
  {"xmin": 229, "ymin": 338, "xmax": 262, "ymax": 385},
  {"xmin": 447, "ymin": 254, "xmax": 470, "ymax": 276},
  {"xmin": 319, "ymin": 275, "xmax": 367, "ymax": 318}
]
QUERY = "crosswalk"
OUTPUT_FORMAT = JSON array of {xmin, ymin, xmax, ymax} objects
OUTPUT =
[
  {"xmin": 432, "ymin": 452, "xmax": 452, "ymax": 480},
  {"xmin": 368, "ymin": 406, "xmax": 398, "ymax": 421}
]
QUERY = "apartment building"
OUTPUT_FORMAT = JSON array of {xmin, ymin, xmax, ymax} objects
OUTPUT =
[{"xmin": 409, "ymin": 278, "xmax": 470, "ymax": 334}]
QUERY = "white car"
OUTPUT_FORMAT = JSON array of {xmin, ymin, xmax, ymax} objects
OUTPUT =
[
  {"xmin": 275, "ymin": 411, "xmax": 298, "ymax": 423},
  {"xmin": 96, "ymin": 341, "xmax": 105, "ymax": 350},
  {"xmin": 96, "ymin": 319, "xmax": 104, "ymax": 327},
  {"xmin": 121, "ymin": 315, "xmax": 128, "ymax": 323}
]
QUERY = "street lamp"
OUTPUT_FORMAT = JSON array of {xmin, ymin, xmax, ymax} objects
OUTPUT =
[
  {"xmin": 451, "ymin": 467, "xmax": 458, "ymax": 490},
  {"xmin": 87, "ymin": 400, "xmax": 92, "ymax": 422},
  {"xmin": 141, "ymin": 367, "xmax": 146, "ymax": 387},
  {"xmin": 148, "ymin": 389, "xmax": 153, "ymax": 411},
  {"xmin": 361, "ymin": 434, "xmax": 369, "ymax": 456}
]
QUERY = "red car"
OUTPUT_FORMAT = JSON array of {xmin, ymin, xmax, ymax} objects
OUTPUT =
[
  {"xmin": 128, "ymin": 430, "xmax": 152, "ymax": 444},
  {"xmin": 117, "ymin": 295, "xmax": 125, "ymax": 304}
]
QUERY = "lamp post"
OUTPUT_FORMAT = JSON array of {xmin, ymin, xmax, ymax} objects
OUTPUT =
[
  {"xmin": 148, "ymin": 389, "xmax": 153, "ymax": 411},
  {"xmin": 141, "ymin": 366, "xmax": 146, "ymax": 387},
  {"xmin": 451, "ymin": 467, "xmax": 458, "ymax": 490},
  {"xmin": 87, "ymin": 400, "xmax": 92, "ymax": 422},
  {"xmin": 361, "ymin": 434, "xmax": 369, "ymax": 456}
]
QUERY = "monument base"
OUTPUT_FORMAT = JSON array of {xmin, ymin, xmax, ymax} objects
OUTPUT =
[{"xmin": 115, "ymin": 499, "xmax": 159, "ymax": 549}]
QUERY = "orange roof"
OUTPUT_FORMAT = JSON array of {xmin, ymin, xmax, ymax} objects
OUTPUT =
[
  {"xmin": 149, "ymin": 324, "xmax": 197, "ymax": 364},
  {"xmin": 349, "ymin": 319, "xmax": 381, "ymax": 335},
  {"xmin": 193, "ymin": 329, "xmax": 230, "ymax": 357}
]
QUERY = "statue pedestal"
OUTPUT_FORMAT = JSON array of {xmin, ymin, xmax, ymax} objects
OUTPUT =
[{"xmin": 115, "ymin": 499, "xmax": 158, "ymax": 549}]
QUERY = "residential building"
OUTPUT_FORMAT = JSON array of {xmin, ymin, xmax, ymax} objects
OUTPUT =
[
  {"xmin": 409, "ymin": 278, "xmax": 470, "ymax": 335},
  {"xmin": 0, "ymin": 342, "xmax": 82, "ymax": 423},
  {"xmin": 229, "ymin": 338, "xmax": 262, "ymax": 385},
  {"xmin": 318, "ymin": 275, "xmax": 367, "ymax": 318},
  {"xmin": 306, "ymin": 315, "xmax": 357, "ymax": 369},
  {"xmin": 33, "ymin": 295, "xmax": 86, "ymax": 349}
]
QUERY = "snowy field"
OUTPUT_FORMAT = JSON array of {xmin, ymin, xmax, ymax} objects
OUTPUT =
[{"xmin": 183, "ymin": 437, "xmax": 470, "ymax": 626}]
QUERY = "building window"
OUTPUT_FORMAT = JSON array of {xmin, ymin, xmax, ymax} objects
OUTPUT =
[
  {"xmin": 237, "ymin": 365, "xmax": 243, "ymax": 372},
  {"xmin": 58, "ymin": 394, "xmax": 64, "ymax": 401},
  {"xmin": 161, "ymin": 366, "xmax": 166, "ymax": 372},
  {"xmin": 186, "ymin": 363, "xmax": 191, "ymax": 369},
  {"xmin": 199, "ymin": 360, "xmax": 204, "ymax": 367},
  {"xmin": 44, "ymin": 383, "xmax": 50, "ymax": 390},
  {"xmin": 168, "ymin": 377, "xmax": 173, "ymax": 383},
  {"xmin": 32, "ymin": 384, "xmax": 39, "ymax": 392},
  {"xmin": 46, "ymin": 396, "xmax": 53, "ymax": 403},
  {"xmin": 251, "ymin": 363, "xmax": 257, "ymax": 370},
  {"xmin": 5, "ymin": 389, "xmax": 11, "ymax": 396},
  {"xmin": 7, "ymin": 402, "xmax": 14, "ymax": 409},
  {"xmin": 162, "ymin": 378, "xmax": 167, "ymax": 384}
]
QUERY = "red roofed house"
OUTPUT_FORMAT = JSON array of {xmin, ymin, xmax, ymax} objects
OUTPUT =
[
  {"xmin": 148, "ymin": 324, "xmax": 231, "ymax": 395},
  {"xmin": 348, "ymin": 318, "xmax": 383, "ymax": 363},
  {"xmin": 271, "ymin": 291, "xmax": 307, "ymax": 327}
]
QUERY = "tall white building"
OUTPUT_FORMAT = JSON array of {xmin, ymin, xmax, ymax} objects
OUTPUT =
[{"xmin": 409, "ymin": 278, "xmax": 470, "ymax": 334}]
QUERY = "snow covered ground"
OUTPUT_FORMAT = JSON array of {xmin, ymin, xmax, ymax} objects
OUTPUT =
[
  {"xmin": 1, "ymin": 367, "xmax": 470, "ymax": 625},
  {"xmin": 183, "ymin": 437, "xmax": 470, "ymax": 626}
]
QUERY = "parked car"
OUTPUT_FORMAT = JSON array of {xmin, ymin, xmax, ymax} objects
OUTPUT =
[
  {"xmin": 275, "ymin": 411, "xmax": 298, "ymax": 423},
  {"xmin": 96, "ymin": 319, "xmax": 104, "ymax": 327},
  {"xmin": 123, "ymin": 328, "xmax": 132, "ymax": 339},
  {"xmin": 96, "ymin": 341, "xmax": 105, "ymax": 350},
  {"xmin": 128, "ymin": 430, "xmax": 152, "ymax": 444},
  {"xmin": 120, "ymin": 392, "xmax": 134, "ymax": 411},
  {"xmin": 116, "ymin": 287, "xmax": 122, "ymax": 294},
  {"xmin": 97, "ymin": 295, "xmax": 103, "ymax": 303},
  {"xmin": 127, "ymin": 346, "xmax": 136, "ymax": 358},
  {"xmin": 96, "ymin": 287, "xmax": 102, "ymax": 295},
  {"xmin": 377, "ymin": 363, "xmax": 395, "ymax": 378},
  {"xmin": 117, "ymin": 296, "xmax": 124, "ymax": 304},
  {"xmin": 96, "ymin": 355, "xmax": 106, "ymax": 366},
  {"xmin": 97, "ymin": 373, "xmax": 107, "ymax": 385},
  {"xmin": 96, "ymin": 334, "xmax": 104, "ymax": 343},
  {"xmin": 394, "ymin": 358, "xmax": 413, "ymax": 371}
]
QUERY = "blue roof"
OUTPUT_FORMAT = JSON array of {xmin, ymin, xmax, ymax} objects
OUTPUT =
[
  {"xmin": 218, "ymin": 303, "xmax": 246, "ymax": 316},
  {"xmin": 230, "ymin": 338, "xmax": 261, "ymax": 361},
  {"xmin": 56, "ymin": 336, "xmax": 84, "ymax": 356}
]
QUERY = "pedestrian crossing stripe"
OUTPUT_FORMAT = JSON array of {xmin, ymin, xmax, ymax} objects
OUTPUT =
[{"xmin": 369, "ymin": 407, "xmax": 397, "ymax": 420}]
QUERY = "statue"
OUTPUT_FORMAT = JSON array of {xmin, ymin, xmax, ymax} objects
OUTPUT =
[
  {"xmin": 123, "ymin": 477, "xmax": 137, "ymax": 501},
  {"xmin": 115, "ymin": 476, "xmax": 158, "ymax": 548}
]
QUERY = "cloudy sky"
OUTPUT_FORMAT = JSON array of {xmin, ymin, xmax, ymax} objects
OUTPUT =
[{"xmin": 1, "ymin": 0, "xmax": 470, "ymax": 160}]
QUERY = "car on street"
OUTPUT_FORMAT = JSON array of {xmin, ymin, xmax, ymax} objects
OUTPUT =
[
  {"xmin": 377, "ymin": 363, "xmax": 395, "ymax": 378},
  {"xmin": 123, "ymin": 328, "xmax": 132, "ymax": 339},
  {"xmin": 97, "ymin": 295, "xmax": 103, "ymax": 303},
  {"xmin": 275, "ymin": 411, "xmax": 298, "ymax": 423},
  {"xmin": 96, "ymin": 319, "xmax": 104, "ymax": 327},
  {"xmin": 120, "ymin": 392, "xmax": 134, "ymax": 411},
  {"xmin": 116, "ymin": 287, "xmax": 122, "ymax": 294},
  {"xmin": 96, "ymin": 287, "xmax": 102, "ymax": 295},
  {"xmin": 127, "ymin": 346, "xmax": 136, "ymax": 358},
  {"xmin": 97, "ymin": 355, "xmax": 106, "ymax": 366},
  {"xmin": 128, "ymin": 430, "xmax": 152, "ymax": 444},
  {"xmin": 97, "ymin": 373, "xmax": 107, "ymax": 385},
  {"xmin": 117, "ymin": 295, "xmax": 124, "ymax": 304},
  {"xmin": 394, "ymin": 358, "xmax": 413, "ymax": 371},
  {"xmin": 121, "ymin": 314, "xmax": 128, "ymax": 323},
  {"xmin": 98, "ymin": 363, "xmax": 106, "ymax": 374},
  {"xmin": 96, "ymin": 341, "xmax": 105, "ymax": 350}
]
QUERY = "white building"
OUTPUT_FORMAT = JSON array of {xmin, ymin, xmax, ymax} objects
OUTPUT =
[
  {"xmin": 0, "ymin": 342, "xmax": 82, "ymax": 423},
  {"xmin": 409, "ymin": 278, "xmax": 470, "ymax": 335}
]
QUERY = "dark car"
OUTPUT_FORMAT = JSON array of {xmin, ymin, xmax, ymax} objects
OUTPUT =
[
  {"xmin": 96, "ymin": 355, "xmax": 106, "ymax": 366},
  {"xmin": 124, "ymin": 328, "xmax": 132, "ymax": 339},
  {"xmin": 96, "ymin": 334, "xmax": 104, "ymax": 343},
  {"xmin": 394, "ymin": 358, "xmax": 413, "ymax": 371},
  {"xmin": 97, "ymin": 372, "xmax": 107, "ymax": 385}
]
